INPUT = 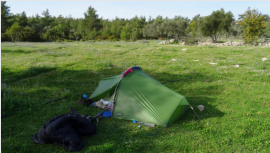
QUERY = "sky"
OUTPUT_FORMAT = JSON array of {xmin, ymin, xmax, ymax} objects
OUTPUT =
[{"xmin": 5, "ymin": 1, "xmax": 270, "ymax": 20}]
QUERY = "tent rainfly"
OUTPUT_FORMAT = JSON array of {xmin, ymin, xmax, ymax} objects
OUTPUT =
[{"xmin": 89, "ymin": 66, "xmax": 190, "ymax": 127}]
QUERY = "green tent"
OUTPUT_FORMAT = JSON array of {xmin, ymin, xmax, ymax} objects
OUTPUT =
[{"xmin": 90, "ymin": 67, "xmax": 190, "ymax": 127}]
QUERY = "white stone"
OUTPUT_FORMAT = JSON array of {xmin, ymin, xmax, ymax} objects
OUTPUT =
[
  {"xmin": 234, "ymin": 64, "xmax": 240, "ymax": 68},
  {"xmin": 171, "ymin": 59, "xmax": 176, "ymax": 61},
  {"xmin": 209, "ymin": 62, "xmax": 217, "ymax": 65},
  {"xmin": 182, "ymin": 48, "xmax": 187, "ymax": 51},
  {"xmin": 169, "ymin": 39, "xmax": 175, "ymax": 43},
  {"xmin": 262, "ymin": 58, "xmax": 268, "ymax": 61},
  {"xmin": 197, "ymin": 105, "xmax": 205, "ymax": 111},
  {"xmin": 193, "ymin": 60, "xmax": 199, "ymax": 61}
]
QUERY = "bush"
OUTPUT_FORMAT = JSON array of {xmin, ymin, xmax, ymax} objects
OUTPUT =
[
  {"xmin": 96, "ymin": 34, "xmax": 110, "ymax": 40},
  {"xmin": 184, "ymin": 37, "xmax": 197, "ymax": 45},
  {"xmin": 64, "ymin": 39, "xmax": 73, "ymax": 42},
  {"xmin": 172, "ymin": 39, "xmax": 178, "ymax": 44},
  {"xmin": 1, "ymin": 33, "xmax": 10, "ymax": 42},
  {"xmin": 108, "ymin": 35, "xmax": 117, "ymax": 41},
  {"xmin": 56, "ymin": 39, "xmax": 62, "ymax": 42}
]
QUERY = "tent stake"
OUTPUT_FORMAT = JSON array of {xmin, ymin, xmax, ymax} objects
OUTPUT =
[{"xmin": 190, "ymin": 105, "xmax": 201, "ymax": 122}]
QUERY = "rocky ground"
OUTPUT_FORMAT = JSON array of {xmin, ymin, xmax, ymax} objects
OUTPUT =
[{"xmin": 158, "ymin": 39, "xmax": 270, "ymax": 46}]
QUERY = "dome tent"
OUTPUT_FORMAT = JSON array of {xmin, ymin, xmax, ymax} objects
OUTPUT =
[{"xmin": 90, "ymin": 66, "xmax": 189, "ymax": 127}]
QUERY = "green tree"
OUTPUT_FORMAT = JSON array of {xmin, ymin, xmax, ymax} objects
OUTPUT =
[
  {"xmin": 262, "ymin": 22, "xmax": 270, "ymax": 38},
  {"xmin": 238, "ymin": 7, "xmax": 266, "ymax": 43},
  {"xmin": 143, "ymin": 21, "xmax": 159, "ymax": 39},
  {"xmin": 159, "ymin": 19, "xmax": 189, "ymax": 40},
  {"xmin": 130, "ymin": 28, "xmax": 139, "ymax": 41},
  {"xmin": 83, "ymin": 6, "xmax": 102, "ymax": 33},
  {"xmin": 5, "ymin": 22, "xmax": 21, "ymax": 42},
  {"xmin": 40, "ymin": 9, "xmax": 53, "ymax": 28},
  {"xmin": 27, "ymin": 14, "xmax": 42, "ymax": 40},
  {"xmin": 228, "ymin": 21, "xmax": 242, "ymax": 38},
  {"xmin": 198, "ymin": 8, "xmax": 234, "ymax": 43},
  {"xmin": 263, "ymin": 14, "xmax": 270, "ymax": 22},
  {"xmin": 155, "ymin": 15, "xmax": 164, "ymax": 24},
  {"xmin": 120, "ymin": 23, "xmax": 131, "ymax": 41},
  {"xmin": 186, "ymin": 14, "xmax": 200, "ymax": 38},
  {"xmin": 1, "ymin": 1, "xmax": 12, "ymax": 33},
  {"xmin": 19, "ymin": 26, "xmax": 40, "ymax": 41},
  {"xmin": 18, "ymin": 11, "xmax": 28, "ymax": 27}
]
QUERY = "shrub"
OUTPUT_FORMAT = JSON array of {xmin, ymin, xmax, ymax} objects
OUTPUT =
[
  {"xmin": 56, "ymin": 39, "xmax": 62, "ymax": 42},
  {"xmin": 1, "ymin": 33, "xmax": 10, "ymax": 41},
  {"xmin": 96, "ymin": 34, "xmax": 110, "ymax": 40},
  {"xmin": 172, "ymin": 39, "xmax": 178, "ymax": 44},
  {"xmin": 184, "ymin": 37, "xmax": 197, "ymax": 45},
  {"xmin": 108, "ymin": 35, "xmax": 117, "ymax": 41}
]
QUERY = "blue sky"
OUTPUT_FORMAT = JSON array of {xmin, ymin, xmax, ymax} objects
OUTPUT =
[{"xmin": 6, "ymin": 1, "xmax": 270, "ymax": 20}]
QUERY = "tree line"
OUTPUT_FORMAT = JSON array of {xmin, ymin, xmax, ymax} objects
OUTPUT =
[{"xmin": 1, "ymin": 1, "xmax": 270, "ymax": 43}]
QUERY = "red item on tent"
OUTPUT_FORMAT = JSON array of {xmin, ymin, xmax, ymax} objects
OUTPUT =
[{"xmin": 121, "ymin": 67, "xmax": 133, "ymax": 78}]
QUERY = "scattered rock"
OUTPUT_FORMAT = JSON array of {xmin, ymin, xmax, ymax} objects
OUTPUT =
[
  {"xmin": 262, "ymin": 57, "xmax": 268, "ymax": 61},
  {"xmin": 171, "ymin": 59, "xmax": 176, "ymax": 61},
  {"xmin": 169, "ymin": 39, "xmax": 175, "ymax": 44},
  {"xmin": 234, "ymin": 64, "xmax": 240, "ymax": 68},
  {"xmin": 182, "ymin": 48, "xmax": 187, "ymax": 51},
  {"xmin": 209, "ymin": 62, "xmax": 217, "ymax": 65},
  {"xmin": 159, "ymin": 41, "xmax": 167, "ymax": 44},
  {"xmin": 198, "ymin": 105, "xmax": 205, "ymax": 111},
  {"xmin": 193, "ymin": 60, "xmax": 199, "ymax": 61}
]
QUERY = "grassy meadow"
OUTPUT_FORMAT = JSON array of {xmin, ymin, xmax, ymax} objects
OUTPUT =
[{"xmin": 1, "ymin": 40, "xmax": 270, "ymax": 152}]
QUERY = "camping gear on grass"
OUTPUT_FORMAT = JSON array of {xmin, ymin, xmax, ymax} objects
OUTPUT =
[
  {"xmin": 32, "ymin": 106, "xmax": 104, "ymax": 152},
  {"xmin": 89, "ymin": 66, "xmax": 190, "ymax": 127},
  {"xmin": 97, "ymin": 111, "xmax": 112, "ymax": 118},
  {"xmin": 76, "ymin": 94, "xmax": 94, "ymax": 106}
]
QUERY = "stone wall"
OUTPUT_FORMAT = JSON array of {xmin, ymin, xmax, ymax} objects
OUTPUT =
[
  {"xmin": 197, "ymin": 41, "xmax": 270, "ymax": 47},
  {"xmin": 158, "ymin": 39, "xmax": 270, "ymax": 47}
]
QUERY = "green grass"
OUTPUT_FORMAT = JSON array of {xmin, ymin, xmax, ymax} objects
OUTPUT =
[{"xmin": 1, "ymin": 41, "xmax": 270, "ymax": 152}]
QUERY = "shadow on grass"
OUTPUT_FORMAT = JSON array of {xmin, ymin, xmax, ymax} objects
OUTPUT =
[
  {"xmin": 1, "ymin": 49, "xmax": 33, "ymax": 54},
  {"xmin": 1, "ymin": 66, "xmax": 57, "ymax": 83},
  {"xmin": 1, "ymin": 66, "xmax": 225, "ymax": 152}
]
